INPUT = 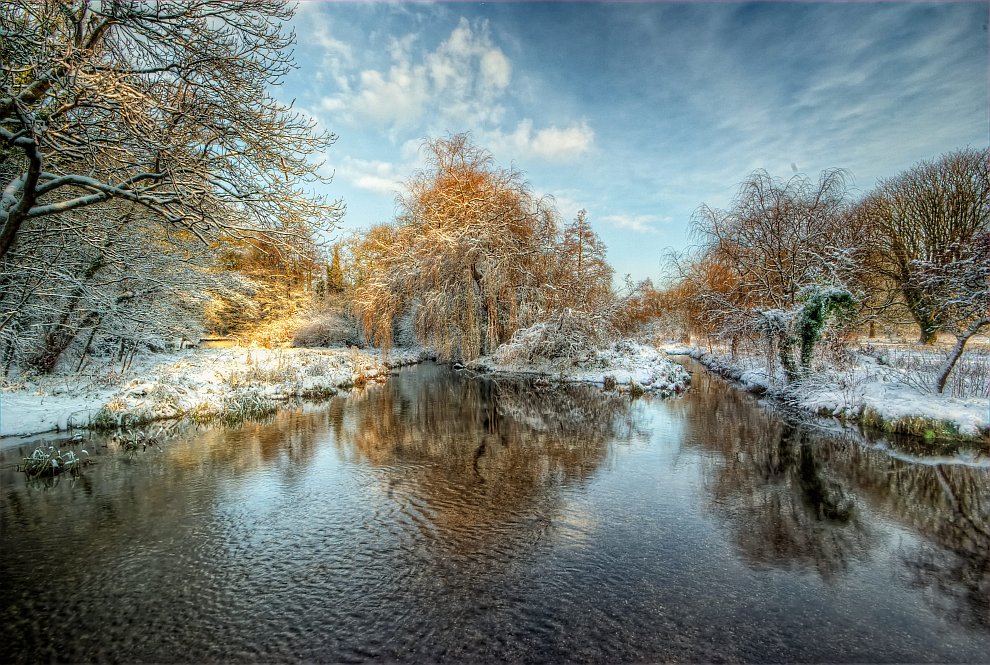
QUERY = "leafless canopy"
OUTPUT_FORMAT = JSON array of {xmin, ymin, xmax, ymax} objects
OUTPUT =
[{"xmin": 0, "ymin": 0, "xmax": 342, "ymax": 259}]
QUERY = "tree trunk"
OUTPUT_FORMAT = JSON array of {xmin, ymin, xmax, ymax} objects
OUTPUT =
[
  {"xmin": 902, "ymin": 287, "xmax": 939, "ymax": 344},
  {"xmin": 934, "ymin": 320, "xmax": 988, "ymax": 393}
]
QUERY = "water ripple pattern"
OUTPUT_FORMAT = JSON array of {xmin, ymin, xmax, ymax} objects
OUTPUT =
[{"xmin": 1, "ymin": 362, "xmax": 988, "ymax": 663}]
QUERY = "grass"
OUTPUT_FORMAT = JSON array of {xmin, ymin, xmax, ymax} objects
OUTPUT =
[
  {"xmin": 860, "ymin": 407, "xmax": 969, "ymax": 442},
  {"xmin": 91, "ymin": 398, "xmax": 157, "ymax": 431},
  {"xmin": 189, "ymin": 393, "xmax": 280, "ymax": 426},
  {"xmin": 20, "ymin": 446, "xmax": 90, "ymax": 478}
]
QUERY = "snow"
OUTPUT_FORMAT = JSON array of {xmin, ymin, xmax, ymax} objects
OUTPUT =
[
  {"xmin": 666, "ymin": 344, "xmax": 989, "ymax": 439},
  {"xmin": 1, "ymin": 391, "xmax": 113, "ymax": 438},
  {"xmin": 472, "ymin": 337, "xmax": 690, "ymax": 396},
  {"xmin": 1, "ymin": 346, "xmax": 432, "ymax": 438}
]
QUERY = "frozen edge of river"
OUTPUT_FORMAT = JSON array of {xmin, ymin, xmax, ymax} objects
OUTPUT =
[
  {"xmin": 664, "ymin": 345, "xmax": 989, "ymax": 442},
  {"xmin": 1, "ymin": 346, "xmax": 432, "ymax": 438}
]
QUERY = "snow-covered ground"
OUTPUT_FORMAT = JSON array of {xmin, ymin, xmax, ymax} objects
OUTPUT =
[
  {"xmin": 664, "ymin": 344, "xmax": 989, "ymax": 440},
  {"xmin": 471, "ymin": 338, "xmax": 690, "ymax": 396},
  {"xmin": 1, "ymin": 346, "xmax": 431, "ymax": 437}
]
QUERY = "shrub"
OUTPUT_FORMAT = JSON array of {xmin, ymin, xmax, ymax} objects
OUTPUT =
[
  {"xmin": 20, "ymin": 446, "xmax": 89, "ymax": 477},
  {"xmin": 493, "ymin": 309, "xmax": 616, "ymax": 367},
  {"xmin": 292, "ymin": 310, "xmax": 363, "ymax": 348}
]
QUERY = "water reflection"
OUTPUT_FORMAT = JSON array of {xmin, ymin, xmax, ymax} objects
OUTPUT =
[
  {"xmin": 681, "ymin": 366, "xmax": 990, "ymax": 629},
  {"xmin": 1, "ymin": 362, "xmax": 988, "ymax": 663},
  {"xmin": 331, "ymin": 365, "xmax": 636, "ymax": 555}
]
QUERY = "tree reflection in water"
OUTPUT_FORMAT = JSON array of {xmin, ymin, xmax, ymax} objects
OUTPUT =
[
  {"xmin": 329, "ymin": 363, "xmax": 637, "ymax": 555},
  {"xmin": 683, "ymin": 365, "xmax": 990, "ymax": 629}
]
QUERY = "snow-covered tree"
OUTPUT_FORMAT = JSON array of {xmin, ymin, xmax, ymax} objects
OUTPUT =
[
  {"xmin": 0, "ymin": 0, "xmax": 341, "ymax": 259},
  {"xmin": 906, "ymin": 235, "xmax": 989, "ymax": 393},
  {"xmin": 854, "ymin": 148, "xmax": 989, "ymax": 344},
  {"xmin": 353, "ymin": 135, "xmax": 562, "ymax": 361},
  {"xmin": 0, "ymin": 1, "xmax": 340, "ymax": 371},
  {"xmin": 0, "ymin": 202, "xmax": 216, "ymax": 374}
]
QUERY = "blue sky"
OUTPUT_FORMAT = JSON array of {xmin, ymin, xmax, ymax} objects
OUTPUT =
[{"xmin": 280, "ymin": 1, "xmax": 989, "ymax": 282}]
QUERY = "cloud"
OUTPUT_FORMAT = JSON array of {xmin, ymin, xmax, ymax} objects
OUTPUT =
[
  {"xmin": 530, "ymin": 122, "xmax": 595, "ymax": 161},
  {"xmin": 335, "ymin": 158, "xmax": 406, "ymax": 195},
  {"xmin": 320, "ymin": 18, "xmax": 513, "ymax": 132},
  {"xmin": 351, "ymin": 62, "xmax": 431, "ymax": 129},
  {"xmin": 603, "ymin": 214, "xmax": 662, "ymax": 234},
  {"xmin": 494, "ymin": 119, "xmax": 595, "ymax": 161}
]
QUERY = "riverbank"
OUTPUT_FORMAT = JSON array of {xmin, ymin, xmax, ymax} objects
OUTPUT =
[
  {"xmin": 470, "ymin": 339, "xmax": 691, "ymax": 397},
  {"xmin": 1, "ymin": 346, "xmax": 431, "ymax": 437},
  {"xmin": 663, "ymin": 345, "xmax": 989, "ymax": 442}
]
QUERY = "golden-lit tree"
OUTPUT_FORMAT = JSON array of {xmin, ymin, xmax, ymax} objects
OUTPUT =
[
  {"xmin": 353, "ymin": 135, "xmax": 561, "ymax": 360},
  {"xmin": 556, "ymin": 209, "xmax": 613, "ymax": 311}
]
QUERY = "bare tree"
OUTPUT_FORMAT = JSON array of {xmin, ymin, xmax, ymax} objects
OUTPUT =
[
  {"xmin": 854, "ymin": 148, "xmax": 989, "ymax": 344},
  {"xmin": 909, "ymin": 234, "xmax": 989, "ymax": 393},
  {"xmin": 0, "ymin": 0, "xmax": 341, "ymax": 260},
  {"xmin": 557, "ymin": 208, "xmax": 613, "ymax": 312},
  {"xmin": 692, "ymin": 168, "xmax": 853, "ymax": 310}
]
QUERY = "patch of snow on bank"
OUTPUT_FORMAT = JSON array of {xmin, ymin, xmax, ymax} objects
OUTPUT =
[
  {"xmin": 2, "ymin": 346, "xmax": 432, "ymax": 437},
  {"xmin": 474, "ymin": 336, "xmax": 690, "ymax": 396},
  {"xmin": 667, "ymin": 345, "xmax": 988, "ymax": 438}
]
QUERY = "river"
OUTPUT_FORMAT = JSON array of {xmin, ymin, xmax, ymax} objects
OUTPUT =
[{"xmin": 1, "ymin": 361, "xmax": 988, "ymax": 662}]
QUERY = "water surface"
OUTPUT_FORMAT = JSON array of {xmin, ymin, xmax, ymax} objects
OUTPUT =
[{"xmin": 2, "ymin": 362, "xmax": 988, "ymax": 662}]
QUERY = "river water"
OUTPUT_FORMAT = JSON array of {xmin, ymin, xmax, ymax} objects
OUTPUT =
[{"xmin": 1, "ymin": 362, "xmax": 988, "ymax": 663}]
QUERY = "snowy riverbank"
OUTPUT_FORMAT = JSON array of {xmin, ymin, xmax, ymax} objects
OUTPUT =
[
  {"xmin": 1, "ymin": 347, "xmax": 431, "ymax": 437},
  {"xmin": 663, "ymin": 345, "xmax": 989, "ymax": 441},
  {"xmin": 470, "ymin": 338, "xmax": 691, "ymax": 397}
]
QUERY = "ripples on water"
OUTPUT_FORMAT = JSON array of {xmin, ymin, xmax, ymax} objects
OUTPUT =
[{"xmin": 1, "ymin": 362, "xmax": 988, "ymax": 663}]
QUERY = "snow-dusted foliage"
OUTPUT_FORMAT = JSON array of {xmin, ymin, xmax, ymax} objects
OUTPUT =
[
  {"xmin": 352, "ymin": 135, "xmax": 613, "ymax": 362},
  {"xmin": 1, "ymin": 346, "xmax": 432, "ymax": 437},
  {"xmin": 477, "ymin": 313, "xmax": 689, "ymax": 396},
  {"xmin": 755, "ymin": 286, "xmax": 857, "ymax": 382},
  {"xmin": 492, "ymin": 309, "xmax": 616, "ymax": 367},
  {"xmin": 292, "ymin": 309, "xmax": 363, "ymax": 348},
  {"xmin": 0, "ymin": 205, "xmax": 216, "ymax": 376},
  {"xmin": 681, "ymin": 345, "xmax": 988, "ymax": 439}
]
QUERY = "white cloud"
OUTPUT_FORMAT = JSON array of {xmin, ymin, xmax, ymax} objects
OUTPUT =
[
  {"xmin": 481, "ymin": 49, "xmax": 511, "ymax": 91},
  {"xmin": 603, "ymin": 214, "xmax": 662, "ymax": 234},
  {"xmin": 321, "ymin": 18, "xmax": 514, "ymax": 132},
  {"xmin": 351, "ymin": 62, "xmax": 431, "ymax": 129},
  {"xmin": 493, "ymin": 119, "xmax": 595, "ymax": 161},
  {"xmin": 530, "ymin": 121, "xmax": 594, "ymax": 160},
  {"xmin": 336, "ymin": 158, "xmax": 406, "ymax": 195}
]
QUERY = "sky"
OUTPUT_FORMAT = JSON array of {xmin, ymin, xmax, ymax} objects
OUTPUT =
[{"xmin": 278, "ymin": 0, "xmax": 989, "ymax": 283}]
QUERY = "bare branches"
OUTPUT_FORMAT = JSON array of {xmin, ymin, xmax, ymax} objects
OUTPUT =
[
  {"xmin": 852, "ymin": 148, "xmax": 990, "ymax": 345},
  {"xmin": 0, "ymin": 0, "xmax": 341, "ymax": 260}
]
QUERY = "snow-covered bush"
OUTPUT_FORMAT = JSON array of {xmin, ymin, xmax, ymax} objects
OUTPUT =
[
  {"xmin": 756, "ymin": 286, "xmax": 856, "ymax": 382},
  {"xmin": 292, "ymin": 310, "xmax": 363, "ymax": 348},
  {"xmin": 493, "ymin": 309, "xmax": 616, "ymax": 368}
]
